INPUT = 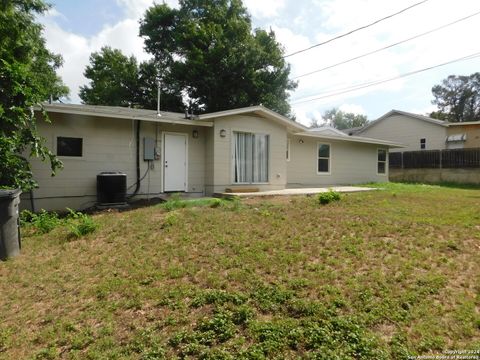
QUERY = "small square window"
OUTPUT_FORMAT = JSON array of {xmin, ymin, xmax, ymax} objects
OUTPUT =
[
  {"xmin": 57, "ymin": 137, "xmax": 83, "ymax": 157},
  {"xmin": 318, "ymin": 158, "xmax": 329, "ymax": 172},
  {"xmin": 318, "ymin": 144, "xmax": 330, "ymax": 158},
  {"xmin": 420, "ymin": 138, "xmax": 426, "ymax": 150}
]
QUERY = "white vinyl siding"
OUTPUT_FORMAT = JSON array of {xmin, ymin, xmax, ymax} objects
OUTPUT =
[
  {"xmin": 233, "ymin": 132, "xmax": 269, "ymax": 183},
  {"xmin": 358, "ymin": 114, "xmax": 447, "ymax": 152},
  {"xmin": 27, "ymin": 113, "xmax": 206, "ymax": 211},
  {"xmin": 287, "ymin": 137, "xmax": 388, "ymax": 186}
]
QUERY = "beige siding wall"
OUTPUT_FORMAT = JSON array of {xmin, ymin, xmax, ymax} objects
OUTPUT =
[
  {"xmin": 359, "ymin": 115, "xmax": 447, "ymax": 152},
  {"xmin": 205, "ymin": 115, "xmax": 287, "ymax": 194},
  {"xmin": 447, "ymin": 124, "xmax": 480, "ymax": 148},
  {"xmin": 25, "ymin": 112, "xmax": 206, "ymax": 211},
  {"xmin": 287, "ymin": 136, "xmax": 388, "ymax": 186}
]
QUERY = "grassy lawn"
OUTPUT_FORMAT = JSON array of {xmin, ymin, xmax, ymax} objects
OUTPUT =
[{"xmin": 0, "ymin": 183, "xmax": 479, "ymax": 359}]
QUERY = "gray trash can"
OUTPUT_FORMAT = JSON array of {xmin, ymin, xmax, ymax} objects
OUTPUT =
[{"xmin": 0, "ymin": 189, "xmax": 22, "ymax": 260}]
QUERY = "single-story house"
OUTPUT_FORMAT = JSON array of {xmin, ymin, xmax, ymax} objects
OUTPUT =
[
  {"xmin": 25, "ymin": 103, "xmax": 401, "ymax": 211},
  {"xmin": 446, "ymin": 121, "xmax": 480, "ymax": 149},
  {"xmin": 352, "ymin": 109, "xmax": 480, "ymax": 151},
  {"xmin": 352, "ymin": 110, "xmax": 448, "ymax": 152}
]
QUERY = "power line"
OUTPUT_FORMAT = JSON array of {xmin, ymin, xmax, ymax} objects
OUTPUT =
[
  {"xmin": 283, "ymin": 0, "xmax": 430, "ymax": 58},
  {"xmin": 290, "ymin": 51, "xmax": 480, "ymax": 105},
  {"xmin": 293, "ymin": 10, "xmax": 480, "ymax": 79}
]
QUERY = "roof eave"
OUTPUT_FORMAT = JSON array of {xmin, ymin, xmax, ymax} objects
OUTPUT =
[
  {"xmin": 37, "ymin": 106, "xmax": 214, "ymax": 127},
  {"xmin": 198, "ymin": 105, "xmax": 307, "ymax": 132},
  {"xmin": 356, "ymin": 109, "xmax": 448, "ymax": 134},
  {"xmin": 292, "ymin": 131, "xmax": 404, "ymax": 148}
]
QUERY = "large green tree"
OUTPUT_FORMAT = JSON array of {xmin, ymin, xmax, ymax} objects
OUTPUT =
[
  {"xmin": 0, "ymin": 0, "xmax": 68, "ymax": 190},
  {"xmin": 312, "ymin": 108, "xmax": 368, "ymax": 130},
  {"xmin": 430, "ymin": 73, "xmax": 480, "ymax": 122},
  {"xmin": 79, "ymin": 47, "xmax": 183, "ymax": 111},
  {"xmin": 139, "ymin": 0, "xmax": 297, "ymax": 116}
]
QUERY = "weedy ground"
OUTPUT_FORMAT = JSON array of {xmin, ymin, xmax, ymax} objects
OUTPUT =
[{"xmin": 0, "ymin": 183, "xmax": 479, "ymax": 359}]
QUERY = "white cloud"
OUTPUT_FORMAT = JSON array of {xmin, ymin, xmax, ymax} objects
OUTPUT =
[
  {"xmin": 339, "ymin": 103, "xmax": 366, "ymax": 115},
  {"xmin": 43, "ymin": 7, "xmax": 66, "ymax": 20},
  {"xmin": 41, "ymin": 16, "xmax": 151, "ymax": 103},
  {"xmin": 115, "ymin": 0, "xmax": 178, "ymax": 19},
  {"xmin": 408, "ymin": 104, "xmax": 437, "ymax": 117},
  {"xmin": 279, "ymin": 0, "xmax": 480, "ymax": 120},
  {"xmin": 41, "ymin": 0, "xmax": 480, "ymax": 115},
  {"xmin": 244, "ymin": 0, "xmax": 286, "ymax": 18}
]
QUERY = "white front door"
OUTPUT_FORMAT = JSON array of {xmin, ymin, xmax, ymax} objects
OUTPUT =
[{"xmin": 164, "ymin": 133, "xmax": 187, "ymax": 192}]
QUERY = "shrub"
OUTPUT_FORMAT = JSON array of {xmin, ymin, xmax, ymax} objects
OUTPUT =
[
  {"xmin": 162, "ymin": 213, "xmax": 178, "ymax": 228},
  {"xmin": 19, "ymin": 209, "xmax": 35, "ymax": 226},
  {"xmin": 318, "ymin": 190, "xmax": 341, "ymax": 205},
  {"xmin": 162, "ymin": 193, "xmax": 186, "ymax": 212},
  {"xmin": 67, "ymin": 208, "xmax": 98, "ymax": 238},
  {"xmin": 21, "ymin": 209, "xmax": 61, "ymax": 234}
]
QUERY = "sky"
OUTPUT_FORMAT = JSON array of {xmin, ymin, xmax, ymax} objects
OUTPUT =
[{"xmin": 40, "ymin": 0, "xmax": 480, "ymax": 126}]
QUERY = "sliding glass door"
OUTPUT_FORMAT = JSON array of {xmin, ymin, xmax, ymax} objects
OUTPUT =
[{"xmin": 234, "ymin": 132, "xmax": 269, "ymax": 183}]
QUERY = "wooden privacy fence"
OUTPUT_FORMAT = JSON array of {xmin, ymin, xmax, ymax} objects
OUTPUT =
[{"xmin": 389, "ymin": 148, "xmax": 480, "ymax": 169}]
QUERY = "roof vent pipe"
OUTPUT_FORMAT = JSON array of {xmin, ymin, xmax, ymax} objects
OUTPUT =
[{"xmin": 157, "ymin": 80, "xmax": 162, "ymax": 117}]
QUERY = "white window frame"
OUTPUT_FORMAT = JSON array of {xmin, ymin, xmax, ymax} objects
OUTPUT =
[
  {"xmin": 317, "ymin": 142, "xmax": 331, "ymax": 175},
  {"xmin": 286, "ymin": 138, "xmax": 291, "ymax": 162},
  {"xmin": 54, "ymin": 135, "xmax": 85, "ymax": 160},
  {"xmin": 420, "ymin": 138, "xmax": 426, "ymax": 150},
  {"xmin": 377, "ymin": 148, "xmax": 388, "ymax": 176},
  {"xmin": 232, "ymin": 131, "xmax": 270, "ymax": 185}
]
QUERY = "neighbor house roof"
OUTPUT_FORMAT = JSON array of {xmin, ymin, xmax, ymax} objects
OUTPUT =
[
  {"xmin": 39, "ymin": 103, "xmax": 214, "ymax": 127},
  {"xmin": 356, "ymin": 109, "xmax": 448, "ymax": 135},
  {"xmin": 446, "ymin": 120, "xmax": 480, "ymax": 126},
  {"xmin": 294, "ymin": 126, "xmax": 404, "ymax": 148}
]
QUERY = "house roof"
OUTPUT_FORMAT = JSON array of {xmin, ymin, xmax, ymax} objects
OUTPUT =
[
  {"xmin": 296, "ymin": 126, "xmax": 403, "ymax": 147},
  {"xmin": 341, "ymin": 126, "xmax": 364, "ymax": 135},
  {"xmin": 39, "ymin": 103, "xmax": 214, "ymax": 127},
  {"xmin": 292, "ymin": 131, "xmax": 404, "ymax": 148},
  {"xmin": 356, "ymin": 109, "xmax": 448, "ymax": 135},
  {"xmin": 308, "ymin": 126, "xmax": 350, "ymax": 137},
  {"xmin": 39, "ymin": 103, "xmax": 401, "ymax": 147},
  {"xmin": 198, "ymin": 105, "xmax": 307, "ymax": 132},
  {"xmin": 447, "ymin": 120, "xmax": 480, "ymax": 126}
]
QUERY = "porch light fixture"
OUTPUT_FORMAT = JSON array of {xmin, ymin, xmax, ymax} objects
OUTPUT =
[
  {"xmin": 220, "ymin": 129, "xmax": 227, "ymax": 138},
  {"xmin": 192, "ymin": 129, "xmax": 199, "ymax": 138},
  {"xmin": 298, "ymin": 139, "xmax": 304, "ymax": 144}
]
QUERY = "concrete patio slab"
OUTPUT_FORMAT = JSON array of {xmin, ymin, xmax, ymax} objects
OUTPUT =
[{"xmin": 218, "ymin": 186, "xmax": 377, "ymax": 197}]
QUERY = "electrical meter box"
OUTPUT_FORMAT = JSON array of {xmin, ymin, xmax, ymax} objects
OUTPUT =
[{"xmin": 143, "ymin": 137, "xmax": 155, "ymax": 161}]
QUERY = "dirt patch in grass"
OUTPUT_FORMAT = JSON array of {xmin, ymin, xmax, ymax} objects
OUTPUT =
[{"xmin": 0, "ymin": 183, "xmax": 479, "ymax": 359}]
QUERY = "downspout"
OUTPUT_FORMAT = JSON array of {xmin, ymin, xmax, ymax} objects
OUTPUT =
[
  {"xmin": 129, "ymin": 119, "xmax": 141, "ymax": 199},
  {"xmin": 29, "ymin": 189, "xmax": 35, "ymax": 213}
]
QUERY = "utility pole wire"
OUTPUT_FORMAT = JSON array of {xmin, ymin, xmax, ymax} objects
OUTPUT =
[
  {"xmin": 293, "ymin": 10, "xmax": 480, "ymax": 79},
  {"xmin": 290, "ymin": 51, "xmax": 480, "ymax": 105},
  {"xmin": 283, "ymin": 0, "xmax": 430, "ymax": 58}
]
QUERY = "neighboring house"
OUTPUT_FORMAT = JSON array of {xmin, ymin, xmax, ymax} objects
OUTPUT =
[
  {"xmin": 26, "ymin": 104, "xmax": 401, "ymax": 211},
  {"xmin": 446, "ymin": 121, "xmax": 480, "ymax": 149},
  {"xmin": 353, "ymin": 109, "xmax": 480, "ymax": 151},
  {"xmin": 354, "ymin": 110, "xmax": 448, "ymax": 152}
]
